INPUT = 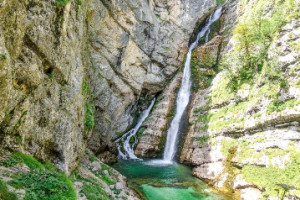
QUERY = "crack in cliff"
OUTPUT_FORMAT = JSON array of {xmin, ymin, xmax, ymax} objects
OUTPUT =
[
  {"xmin": 89, "ymin": 43, "xmax": 139, "ymax": 97},
  {"xmin": 98, "ymin": 0, "xmax": 166, "ymax": 68}
]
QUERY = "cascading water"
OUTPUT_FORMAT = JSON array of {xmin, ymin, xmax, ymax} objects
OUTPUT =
[
  {"xmin": 116, "ymin": 98, "xmax": 156, "ymax": 160},
  {"xmin": 113, "ymin": 7, "xmax": 229, "ymax": 200},
  {"xmin": 163, "ymin": 7, "xmax": 223, "ymax": 163}
]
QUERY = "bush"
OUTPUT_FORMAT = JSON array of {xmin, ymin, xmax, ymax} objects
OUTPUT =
[
  {"xmin": 9, "ymin": 170, "xmax": 76, "ymax": 200},
  {"xmin": 0, "ymin": 178, "xmax": 18, "ymax": 200},
  {"xmin": 55, "ymin": 0, "xmax": 70, "ymax": 6},
  {"xmin": 84, "ymin": 102, "xmax": 94, "ymax": 131},
  {"xmin": 0, "ymin": 152, "xmax": 44, "ymax": 170}
]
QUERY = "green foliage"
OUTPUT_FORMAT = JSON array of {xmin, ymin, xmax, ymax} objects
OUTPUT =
[
  {"xmin": 0, "ymin": 152, "xmax": 43, "ymax": 170},
  {"xmin": 84, "ymin": 102, "xmax": 94, "ymax": 131},
  {"xmin": 9, "ymin": 170, "xmax": 76, "ymax": 200},
  {"xmin": 0, "ymin": 178, "xmax": 18, "ymax": 200},
  {"xmin": 99, "ymin": 175, "xmax": 115, "ymax": 186},
  {"xmin": 80, "ymin": 182, "xmax": 110, "ymax": 200},
  {"xmin": 137, "ymin": 127, "xmax": 146, "ymax": 140},
  {"xmin": 267, "ymin": 99, "xmax": 300, "ymax": 113},
  {"xmin": 76, "ymin": 0, "xmax": 83, "ymax": 5},
  {"xmin": 86, "ymin": 151, "xmax": 98, "ymax": 162},
  {"xmin": 162, "ymin": 46, "xmax": 169, "ymax": 51},
  {"xmin": 14, "ymin": 152, "xmax": 44, "ymax": 170},
  {"xmin": 55, "ymin": 0, "xmax": 71, "ymax": 7},
  {"xmin": 48, "ymin": 73, "xmax": 54, "ymax": 79},
  {"xmin": 198, "ymin": 136, "xmax": 209, "ymax": 144},
  {"xmin": 216, "ymin": 0, "xmax": 225, "ymax": 6},
  {"xmin": 1, "ymin": 54, "xmax": 7, "ymax": 60},
  {"xmin": 220, "ymin": 0, "xmax": 299, "ymax": 92},
  {"xmin": 82, "ymin": 80, "xmax": 95, "ymax": 132},
  {"xmin": 242, "ymin": 151, "xmax": 300, "ymax": 198}
]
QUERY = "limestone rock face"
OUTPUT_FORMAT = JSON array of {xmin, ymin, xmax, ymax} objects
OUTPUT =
[
  {"xmin": 0, "ymin": 0, "xmax": 216, "ymax": 173},
  {"xmin": 0, "ymin": 0, "xmax": 88, "ymax": 174},
  {"xmin": 135, "ymin": 73, "xmax": 182, "ymax": 157},
  {"xmin": 179, "ymin": 0, "xmax": 300, "ymax": 199},
  {"xmin": 86, "ymin": 0, "xmax": 217, "ymax": 155}
]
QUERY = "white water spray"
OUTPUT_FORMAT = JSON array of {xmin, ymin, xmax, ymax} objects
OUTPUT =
[
  {"xmin": 116, "ymin": 98, "xmax": 156, "ymax": 160},
  {"xmin": 163, "ymin": 8, "xmax": 223, "ymax": 162}
]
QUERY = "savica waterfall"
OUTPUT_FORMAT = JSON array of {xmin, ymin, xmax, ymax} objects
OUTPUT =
[
  {"xmin": 112, "ymin": 8, "xmax": 228, "ymax": 200},
  {"xmin": 116, "ymin": 8, "xmax": 223, "ymax": 162},
  {"xmin": 116, "ymin": 98, "xmax": 156, "ymax": 159},
  {"xmin": 163, "ymin": 7, "xmax": 223, "ymax": 162}
]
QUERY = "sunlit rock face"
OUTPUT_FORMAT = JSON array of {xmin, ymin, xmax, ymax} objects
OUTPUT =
[
  {"xmin": 179, "ymin": 0, "xmax": 300, "ymax": 199},
  {"xmin": 0, "ymin": 0, "xmax": 216, "ymax": 173}
]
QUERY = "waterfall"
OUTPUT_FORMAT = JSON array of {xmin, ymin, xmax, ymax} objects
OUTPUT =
[
  {"xmin": 163, "ymin": 8, "xmax": 223, "ymax": 162},
  {"xmin": 116, "ymin": 98, "xmax": 156, "ymax": 160}
]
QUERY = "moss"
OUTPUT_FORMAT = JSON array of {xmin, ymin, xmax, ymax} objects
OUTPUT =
[
  {"xmin": 137, "ymin": 127, "xmax": 146, "ymax": 140},
  {"xmin": 220, "ymin": 139, "xmax": 238, "ymax": 156},
  {"xmin": 162, "ymin": 46, "xmax": 169, "ymax": 51},
  {"xmin": 82, "ymin": 80, "xmax": 95, "ymax": 132},
  {"xmin": 198, "ymin": 136, "xmax": 209, "ymax": 144},
  {"xmin": 207, "ymin": 102, "xmax": 247, "ymax": 132},
  {"xmin": 80, "ymin": 182, "xmax": 110, "ymax": 200},
  {"xmin": 211, "ymin": 73, "xmax": 235, "ymax": 105},
  {"xmin": 267, "ymin": 99, "xmax": 300, "ymax": 113},
  {"xmin": 1, "ymin": 54, "xmax": 7, "ymax": 60},
  {"xmin": 86, "ymin": 151, "xmax": 98, "ymax": 163},
  {"xmin": 55, "ymin": 0, "xmax": 71, "ymax": 7},
  {"xmin": 0, "ymin": 178, "xmax": 18, "ymax": 200},
  {"xmin": 242, "ymin": 154, "xmax": 300, "ymax": 199},
  {"xmin": 84, "ymin": 102, "xmax": 95, "ymax": 131},
  {"xmin": 216, "ymin": 0, "xmax": 225, "ymax": 6}
]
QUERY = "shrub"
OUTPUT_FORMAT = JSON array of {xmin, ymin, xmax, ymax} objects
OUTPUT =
[
  {"xmin": 0, "ymin": 178, "xmax": 18, "ymax": 200},
  {"xmin": 55, "ymin": 0, "xmax": 70, "ymax": 7},
  {"xmin": 9, "ymin": 170, "xmax": 76, "ymax": 200},
  {"xmin": 0, "ymin": 152, "xmax": 44, "ymax": 170}
]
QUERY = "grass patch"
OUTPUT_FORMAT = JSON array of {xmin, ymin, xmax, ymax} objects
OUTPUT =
[
  {"xmin": 82, "ymin": 80, "xmax": 95, "ymax": 132},
  {"xmin": 267, "ymin": 99, "xmax": 300, "ymax": 113},
  {"xmin": 9, "ymin": 170, "xmax": 76, "ymax": 200},
  {"xmin": 242, "ymin": 152, "xmax": 300, "ymax": 198},
  {"xmin": 198, "ymin": 136, "xmax": 209, "ymax": 144},
  {"xmin": 0, "ymin": 152, "xmax": 44, "ymax": 170},
  {"xmin": 80, "ymin": 182, "xmax": 110, "ymax": 200},
  {"xmin": 0, "ymin": 178, "xmax": 18, "ymax": 200},
  {"xmin": 55, "ymin": 0, "xmax": 71, "ymax": 6}
]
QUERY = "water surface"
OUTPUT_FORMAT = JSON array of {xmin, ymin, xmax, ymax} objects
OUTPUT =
[{"xmin": 113, "ymin": 160, "xmax": 229, "ymax": 200}]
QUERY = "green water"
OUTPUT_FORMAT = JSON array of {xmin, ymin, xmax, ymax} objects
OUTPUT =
[{"xmin": 112, "ymin": 160, "xmax": 229, "ymax": 200}]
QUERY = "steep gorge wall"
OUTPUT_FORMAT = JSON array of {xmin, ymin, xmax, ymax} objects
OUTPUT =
[
  {"xmin": 0, "ymin": 0, "xmax": 215, "ymax": 173},
  {"xmin": 135, "ymin": 0, "xmax": 300, "ymax": 199},
  {"xmin": 180, "ymin": 0, "xmax": 300, "ymax": 199}
]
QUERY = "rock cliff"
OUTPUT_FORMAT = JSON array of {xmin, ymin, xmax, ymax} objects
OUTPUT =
[
  {"xmin": 0, "ymin": 0, "xmax": 215, "ymax": 174},
  {"xmin": 180, "ymin": 0, "xmax": 300, "ymax": 199},
  {"xmin": 136, "ymin": 0, "xmax": 300, "ymax": 199}
]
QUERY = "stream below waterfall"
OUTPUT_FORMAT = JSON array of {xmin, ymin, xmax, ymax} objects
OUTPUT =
[{"xmin": 113, "ymin": 8, "xmax": 227, "ymax": 200}]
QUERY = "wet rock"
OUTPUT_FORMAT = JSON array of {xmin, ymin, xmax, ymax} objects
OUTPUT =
[{"xmin": 135, "ymin": 73, "xmax": 182, "ymax": 157}]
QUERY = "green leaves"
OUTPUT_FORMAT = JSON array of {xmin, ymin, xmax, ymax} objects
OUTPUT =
[
  {"xmin": 55, "ymin": 0, "xmax": 71, "ymax": 7},
  {"xmin": 9, "ymin": 170, "xmax": 76, "ymax": 200},
  {"xmin": 0, "ymin": 178, "xmax": 18, "ymax": 200}
]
